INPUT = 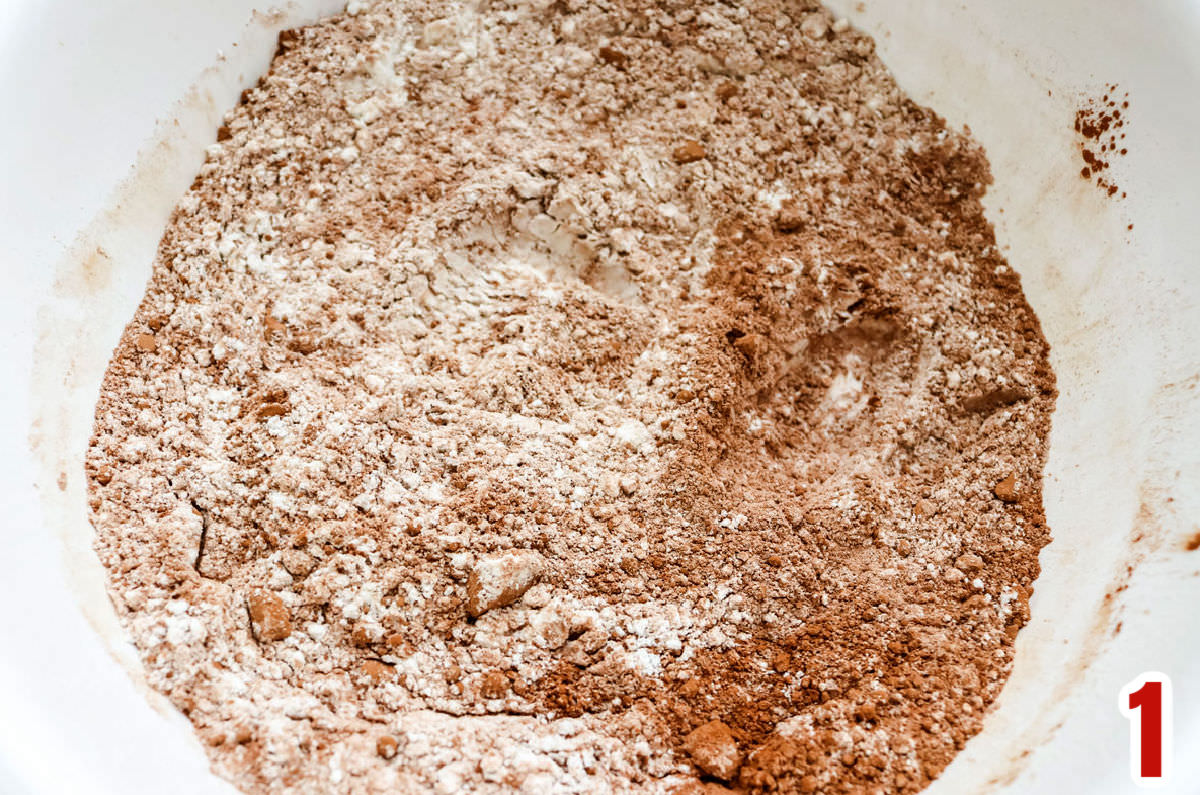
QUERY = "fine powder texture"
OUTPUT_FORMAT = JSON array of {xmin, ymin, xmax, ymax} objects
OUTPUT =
[{"xmin": 87, "ymin": 1, "xmax": 1057, "ymax": 793}]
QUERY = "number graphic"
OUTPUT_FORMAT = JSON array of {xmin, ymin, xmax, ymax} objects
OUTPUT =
[{"xmin": 1119, "ymin": 672, "xmax": 1172, "ymax": 786}]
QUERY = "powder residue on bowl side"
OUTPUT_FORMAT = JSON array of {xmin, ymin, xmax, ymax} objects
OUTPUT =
[{"xmin": 1075, "ymin": 84, "xmax": 1130, "ymax": 199}]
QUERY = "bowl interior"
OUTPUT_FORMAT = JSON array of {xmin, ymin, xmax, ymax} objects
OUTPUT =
[{"xmin": 1, "ymin": 1, "xmax": 1198, "ymax": 792}]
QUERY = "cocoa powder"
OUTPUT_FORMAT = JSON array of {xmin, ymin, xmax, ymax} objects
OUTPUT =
[
  {"xmin": 87, "ymin": 1, "xmax": 1056, "ymax": 793},
  {"xmin": 1075, "ymin": 84, "xmax": 1129, "ymax": 199}
]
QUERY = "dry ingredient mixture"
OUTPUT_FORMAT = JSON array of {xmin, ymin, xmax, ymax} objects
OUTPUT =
[{"xmin": 87, "ymin": 1, "xmax": 1056, "ymax": 792}]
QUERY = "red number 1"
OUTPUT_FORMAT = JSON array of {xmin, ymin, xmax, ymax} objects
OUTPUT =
[{"xmin": 1120, "ymin": 672, "xmax": 1172, "ymax": 786}]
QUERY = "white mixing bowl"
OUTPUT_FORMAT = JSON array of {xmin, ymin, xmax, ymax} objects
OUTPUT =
[{"xmin": 1, "ymin": 1, "xmax": 1197, "ymax": 792}]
